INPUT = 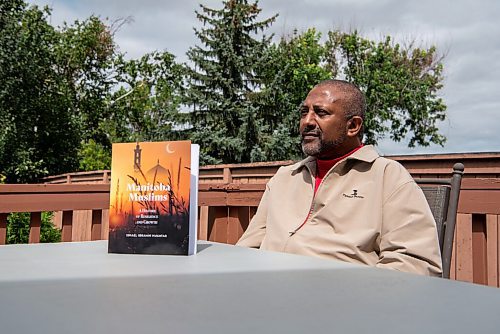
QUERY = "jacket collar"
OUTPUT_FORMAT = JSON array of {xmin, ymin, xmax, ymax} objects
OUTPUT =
[{"xmin": 291, "ymin": 145, "xmax": 380, "ymax": 173}]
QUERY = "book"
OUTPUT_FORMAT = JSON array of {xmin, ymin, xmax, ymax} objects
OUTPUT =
[{"xmin": 108, "ymin": 140, "xmax": 199, "ymax": 255}]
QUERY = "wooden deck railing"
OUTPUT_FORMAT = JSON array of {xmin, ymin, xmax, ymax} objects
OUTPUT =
[
  {"xmin": 0, "ymin": 184, "xmax": 110, "ymax": 243},
  {"xmin": 2, "ymin": 151, "xmax": 500, "ymax": 287}
]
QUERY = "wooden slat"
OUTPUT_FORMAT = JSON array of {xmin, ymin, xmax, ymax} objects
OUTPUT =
[
  {"xmin": 91, "ymin": 210, "xmax": 102, "ymax": 241},
  {"xmin": 461, "ymin": 178, "xmax": 500, "ymax": 190},
  {"xmin": 52, "ymin": 211, "xmax": 63, "ymax": 229},
  {"xmin": 472, "ymin": 215, "xmax": 487, "ymax": 285},
  {"xmin": 43, "ymin": 170, "xmax": 111, "ymax": 183},
  {"xmin": 28, "ymin": 212, "xmax": 41, "ymax": 244},
  {"xmin": 201, "ymin": 160, "xmax": 295, "ymax": 170},
  {"xmin": 0, "ymin": 190, "xmax": 110, "ymax": 213},
  {"xmin": 102, "ymin": 171, "xmax": 109, "ymax": 183},
  {"xmin": 0, "ymin": 184, "xmax": 110, "ymax": 193},
  {"xmin": 227, "ymin": 207, "xmax": 249, "ymax": 245},
  {"xmin": 227, "ymin": 191, "xmax": 265, "ymax": 206},
  {"xmin": 61, "ymin": 211, "xmax": 73, "ymax": 242},
  {"xmin": 199, "ymin": 184, "xmax": 267, "ymax": 191},
  {"xmin": 231, "ymin": 173, "xmax": 276, "ymax": 179},
  {"xmin": 199, "ymin": 184, "xmax": 266, "ymax": 207},
  {"xmin": 0, "ymin": 193, "xmax": 110, "ymax": 213},
  {"xmin": 407, "ymin": 167, "xmax": 500, "ymax": 175},
  {"xmin": 227, "ymin": 207, "xmax": 240, "ymax": 245},
  {"xmin": 101, "ymin": 209, "xmax": 109, "ymax": 240},
  {"xmin": 486, "ymin": 214, "xmax": 498, "ymax": 287},
  {"xmin": 198, "ymin": 206, "xmax": 209, "ymax": 241},
  {"xmin": 231, "ymin": 166, "xmax": 282, "ymax": 176},
  {"xmin": 72, "ymin": 210, "xmax": 92, "ymax": 242},
  {"xmin": 458, "ymin": 189, "xmax": 500, "ymax": 214},
  {"xmin": 456, "ymin": 214, "xmax": 473, "ymax": 282},
  {"xmin": 0, "ymin": 213, "xmax": 8, "ymax": 245},
  {"xmin": 208, "ymin": 207, "xmax": 228, "ymax": 243},
  {"xmin": 198, "ymin": 191, "xmax": 227, "ymax": 207},
  {"xmin": 223, "ymin": 167, "xmax": 232, "ymax": 183}
]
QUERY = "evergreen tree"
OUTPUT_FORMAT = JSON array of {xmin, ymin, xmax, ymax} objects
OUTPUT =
[{"xmin": 185, "ymin": 0, "xmax": 277, "ymax": 164}]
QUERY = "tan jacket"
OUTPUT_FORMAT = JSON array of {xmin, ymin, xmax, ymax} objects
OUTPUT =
[{"xmin": 237, "ymin": 145, "xmax": 443, "ymax": 276}]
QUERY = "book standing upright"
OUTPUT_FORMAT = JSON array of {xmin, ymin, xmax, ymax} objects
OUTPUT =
[{"xmin": 108, "ymin": 141, "xmax": 199, "ymax": 255}]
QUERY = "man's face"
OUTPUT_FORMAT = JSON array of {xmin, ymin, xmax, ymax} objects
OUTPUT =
[{"xmin": 300, "ymin": 85, "xmax": 349, "ymax": 159}]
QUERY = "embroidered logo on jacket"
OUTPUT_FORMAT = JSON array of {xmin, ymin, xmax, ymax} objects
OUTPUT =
[{"xmin": 342, "ymin": 189, "xmax": 364, "ymax": 199}]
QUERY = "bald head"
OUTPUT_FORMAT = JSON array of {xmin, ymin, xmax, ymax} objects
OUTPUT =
[{"xmin": 314, "ymin": 79, "xmax": 366, "ymax": 139}]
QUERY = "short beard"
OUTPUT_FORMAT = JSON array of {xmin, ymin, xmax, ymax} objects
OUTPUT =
[{"xmin": 301, "ymin": 131, "xmax": 347, "ymax": 158}]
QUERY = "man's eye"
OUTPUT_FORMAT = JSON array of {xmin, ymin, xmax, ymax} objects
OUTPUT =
[{"xmin": 300, "ymin": 108, "xmax": 308, "ymax": 116}]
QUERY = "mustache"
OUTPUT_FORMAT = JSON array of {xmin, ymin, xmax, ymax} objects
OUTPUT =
[{"xmin": 301, "ymin": 130, "xmax": 321, "ymax": 137}]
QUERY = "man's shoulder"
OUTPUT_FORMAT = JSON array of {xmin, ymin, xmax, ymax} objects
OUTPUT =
[
  {"xmin": 375, "ymin": 155, "xmax": 412, "ymax": 172},
  {"xmin": 371, "ymin": 156, "xmax": 415, "ymax": 187},
  {"xmin": 356, "ymin": 147, "xmax": 410, "ymax": 172},
  {"xmin": 349, "ymin": 147, "xmax": 414, "ymax": 184},
  {"xmin": 373, "ymin": 155, "xmax": 405, "ymax": 168},
  {"xmin": 266, "ymin": 157, "xmax": 312, "ymax": 184},
  {"xmin": 275, "ymin": 159, "xmax": 308, "ymax": 176}
]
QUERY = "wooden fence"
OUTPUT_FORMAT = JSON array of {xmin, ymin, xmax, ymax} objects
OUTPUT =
[{"xmin": 1, "ymin": 152, "xmax": 500, "ymax": 287}]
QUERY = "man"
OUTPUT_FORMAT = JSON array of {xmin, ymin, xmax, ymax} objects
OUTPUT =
[{"xmin": 237, "ymin": 79, "xmax": 442, "ymax": 276}]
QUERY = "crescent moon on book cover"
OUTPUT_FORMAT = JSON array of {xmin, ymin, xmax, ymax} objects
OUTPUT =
[{"xmin": 166, "ymin": 143, "xmax": 175, "ymax": 154}]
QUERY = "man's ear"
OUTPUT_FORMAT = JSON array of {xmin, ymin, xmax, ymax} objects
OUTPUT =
[{"xmin": 347, "ymin": 116, "xmax": 363, "ymax": 138}]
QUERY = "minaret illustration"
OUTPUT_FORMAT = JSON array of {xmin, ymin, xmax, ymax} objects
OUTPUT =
[{"xmin": 134, "ymin": 142, "xmax": 142, "ymax": 172}]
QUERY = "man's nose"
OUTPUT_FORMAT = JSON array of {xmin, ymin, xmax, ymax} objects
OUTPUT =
[{"xmin": 302, "ymin": 110, "xmax": 317, "ymax": 127}]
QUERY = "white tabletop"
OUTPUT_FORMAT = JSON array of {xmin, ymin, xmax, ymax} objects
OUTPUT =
[{"xmin": 1, "ymin": 241, "xmax": 499, "ymax": 333}]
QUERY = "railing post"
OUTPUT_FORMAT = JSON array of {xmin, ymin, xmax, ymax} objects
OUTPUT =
[
  {"xmin": 223, "ymin": 167, "xmax": 232, "ymax": 183},
  {"xmin": 29, "ymin": 212, "xmax": 41, "ymax": 244},
  {"xmin": 198, "ymin": 206, "xmax": 209, "ymax": 241},
  {"xmin": 0, "ymin": 213, "xmax": 8, "ymax": 245},
  {"xmin": 228, "ymin": 207, "xmax": 250, "ymax": 245},
  {"xmin": 91, "ymin": 210, "xmax": 102, "ymax": 241},
  {"xmin": 61, "ymin": 211, "xmax": 73, "ymax": 242}
]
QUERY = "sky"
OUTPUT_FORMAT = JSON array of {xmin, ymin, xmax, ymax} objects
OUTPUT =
[{"xmin": 27, "ymin": 0, "xmax": 500, "ymax": 156}]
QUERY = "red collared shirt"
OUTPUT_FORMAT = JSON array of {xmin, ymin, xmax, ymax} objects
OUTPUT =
[{"xmin": 315, "ymin": 145, "xmax": 364, "ymax": 193}]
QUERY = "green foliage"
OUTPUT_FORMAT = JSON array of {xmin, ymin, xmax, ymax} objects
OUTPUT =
[
  {"xmin": 0, "ymin": 1, "xmax": 186, "ymax": 179},
  {"xmin": 325, "ymin": 30, "xmax": 446, "ymax": 147},
  {"xmin": 0, "ymin": 1, "xmax": 80, "ymax": 183},
  {"xmin": 10, "ymin": 148, "xmax": 48, "ymax": 183},
  {"xmin": 0, "ymin": 0, "xmax": 448, "ymax": 177},
  {"xmin": 7, "ymin": 212, "xmax": 61, "ymax": 244},
  {"xmin": 55, "ymin": 16, "xmax": 119, "ymax": 147},
  {"xmin": 0, "ymin": 1, "xmax": 119, "ymax": 182},
  {"xmin": 185, "ymin": 0, "xmax": 278, "ymax": 164},
  {"xmin": 104, "ymin": 51, "xmax": 185, "ymax": 144},
  {"xmin": 78, "ymin": 139, "xmax": 111, "ymax": 171},
  {"xmin": 257, "ymin": 28, "xmax": 331, "ymax": 161}
]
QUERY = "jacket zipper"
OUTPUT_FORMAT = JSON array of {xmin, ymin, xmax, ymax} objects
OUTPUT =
[
  {"xmin": 289, "ymin": 203, "xmax": 314, "ymax": 236},
  {"xmin": 289, "ymin": 168, "xmax": 328, "ymax": 236},
  {"xmin": 289, "ymin": 158, "xmax": 347, "ymax": 236}
]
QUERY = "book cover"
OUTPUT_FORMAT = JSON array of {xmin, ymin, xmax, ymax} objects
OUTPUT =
[{"xmin": 108, "ymin": 140, "xmax": 198, "ymax": 255}]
